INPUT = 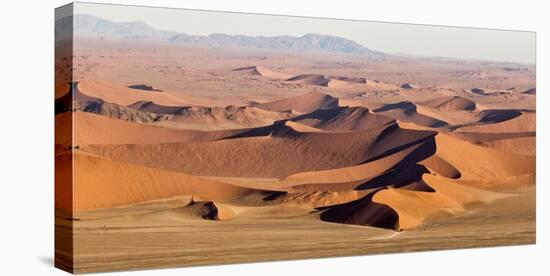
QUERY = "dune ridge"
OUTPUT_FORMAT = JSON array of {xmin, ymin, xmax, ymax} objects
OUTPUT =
[
  {"xmin": 254, "ymin": 91, "xmax": 339, "ymax": 113},
  {"xmin": 418, "ymin": 95, "xmax": 476, "ymax": 111},
  {"xmin": 233, "ymin": 65, "xmax": 291, "ymax": 80},
  {"xmin": 374, "ymin": 101, "xmax": 449, "ymax": 128},
  {"xmin": 290, "ymin": 106, "xmax": 395, "ymax": 131}
]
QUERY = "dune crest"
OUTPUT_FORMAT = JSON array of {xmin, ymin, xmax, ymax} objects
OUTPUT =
[
  {"xmin": 290, "ymin": 106, "xmax": 395, "ymax": 131},
  {"xmin": 233, "ymin": 65, "xmax": 291, "ymax": 79},
  {"xmin": 418, "ymin": 95, "xmax": 476, "ymax": 111},
  {"xmin": 254, "ymin": 91, "xmax": 339, "ymax": 113},
  {"xmin": 374, "ymin": 101, "xmax": 448, "ymax": 128},
  {"xmin": 371, "ymin": 174, "xmax": 507, "ymax": 230},
  {"xmin": 456, "ymin": 111, "xmax": 535, "ymax": 133}
]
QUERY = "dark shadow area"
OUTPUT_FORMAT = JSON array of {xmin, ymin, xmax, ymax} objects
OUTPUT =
[
  {"xmin": 320, "ymin": 191, "xmax": 400, "ymax": 230},
  {"xmin": 128, "ymin": 84, "xmax": 163, "ymax": 92}
]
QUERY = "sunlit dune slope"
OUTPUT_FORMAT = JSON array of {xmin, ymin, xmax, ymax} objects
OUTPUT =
[
  {"xmin": 77, "ymin": 79, "xmax": 213, "ymax": 106},
  {"xmin": 56, "ymin": 152, "xmax": 266, "ymax": 211},
  {"xmin": 233, "ymin": 65, "xmax": 291, "ymax": 80},
  {"xmin": 83, "ymin": 122, "xmax": 436, "ymax": 179},
  {"xmin": 455, "ymin": 111, "xmax": 535, "ymax": 133},
  {"xmin": 418, "ymin": 95, "xmax": 476, "ymax": 111},
  {"xmin": 72, "ymin": 111, "xmax": 257, "ymax": 145}
]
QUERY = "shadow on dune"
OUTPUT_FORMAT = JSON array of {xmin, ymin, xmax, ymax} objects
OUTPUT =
[
  {"xmin": 374, "ymin": 101, "xmax": 417, "ymax": 113},
  {"xmin": 320, "ymin": 190, "xmax": 400, "ymax": 230},
  {"xmin": 356, "ymin": 139, "xmax": 436, "ymax": 191},
  {"xmin": 373, "ymin": 101, "xmax": 448, "ymax": 128},
  {"xmin": 478, "ymin": 109, "xmax": 522, "ymax": 124},
  {"xmin": 449, "ymin": 109, "xmax": 526, "ymax": 131},
  {"xmin": 364, "ymin": 124, "xmax": 437, "ymax": 163},
  {"xmin": 289, "ymin": 106, "xmax": 395, "ymax": 131}
]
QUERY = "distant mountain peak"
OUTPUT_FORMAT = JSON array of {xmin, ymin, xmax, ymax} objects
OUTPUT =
[{"xmin": 56, "ymin": 14, "xmax": 385, "ymax": 57}]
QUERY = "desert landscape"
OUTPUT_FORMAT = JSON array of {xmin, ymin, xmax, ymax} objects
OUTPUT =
[{"xmin": 55, "ymin": 13, "xmax": 535, "ymax": 273}]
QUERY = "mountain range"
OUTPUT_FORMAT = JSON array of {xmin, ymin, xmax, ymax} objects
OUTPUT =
[{"xmin": 56, "ymin": 14, "xmax": 385, "ymax": 57}]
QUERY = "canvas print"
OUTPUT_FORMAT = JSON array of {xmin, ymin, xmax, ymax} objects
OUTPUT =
[{"xmin": 55, "ymin": 2, "xmax": 536, "ymax": 273}]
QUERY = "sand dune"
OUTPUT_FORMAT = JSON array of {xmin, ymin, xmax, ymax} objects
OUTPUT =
[
  {"xmin": 316, "ymin": 128, "xmax": 534, "ymax": 230},
  {"xmin": 450, "ymin": 131, "xmax": 535, "ymax": 155},
  {"xmin": 77, "ymin": 79, "xmax": 211, "ymax": 106},
  {"xmin": 290, "ymin": 106, "xmax": 395, "ymax": 131},
  {"xmin": 161, "ymin": 105, "xmax": 292, "ymax": 130},
  {"xmin": 72, "ymin": 111, "xmax": 256, "ymax": 145},
  {"xmin": 282, "ymin": 121, "xmax": 324, "ymax": 133},
  {"xmin": 413, "ymin": 105, "xmax": 478, "ymax": 126},
  {"xmin": 254, "ymin": 91, "xmax": 339, "ymax": 113},
  {"xmin": 456, "ymin": 111, "xmax": 535, "ymax": 133},
  {"xmin": 397, "ymin": 122, "xmax": 535, "ymax": 187},
  {"xmin": 284, "ymin": 74, "xmax": 367, "ymax": 89},
  {"xmin": 83, "ymin": 131, "xmax": 379, "ymax": 178},
  {"xmin": 450, "ymin": 131, "xmax": 535, "ymax": 143},
  {"xmin": 320, "ymin": 171, "xmax": 507, "ymax": 230},
  {"xmin": 57, "ymin": 152, "xmax": 267, "ymax": 211},
  {"xmin": 432, "ymin": 133, "xmax": 535, "ymax": 189},
  {"xmin": 418, "ymin": 95, "xmax": 476, "ymax": 111},
  {"xmin": 477, "ymin": 137, "xmax": 535, "ymax": 156},
  {"xmin": 174, "ymin": 124, "xmax": 532, "ymax": 231},
  {"xmin": 233, "ymin": 65, "xmax": 291, "ymax": 80},
  {"xmin": 374, "ymin": 101, "xmax": 449, "ymax": 128},
  {"xmin": 370, "ymin": 174, "xmax": 507, "ymax": 230},
  {"xmin": 286, "ymin": 74, "xmax": 332, "ymax": 86},
  {"xmin": 282, "ymin": 137, "xmax": 434, "ymax": 190},
  {"xmin": 55, "ymin": 82, "xmax": 171, "ymax": 124},
  {"xmin": 83, "ymin": 123, "xmax": 436, "ymax": 179},
  {"xmin": 59, "ymin": 82, "xmax": 291, "ymax": 129}
]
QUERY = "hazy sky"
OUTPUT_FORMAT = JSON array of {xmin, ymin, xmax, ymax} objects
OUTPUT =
[{"xmin": 72, "ymin": 2, "xmax": 536, "ymax": 64}]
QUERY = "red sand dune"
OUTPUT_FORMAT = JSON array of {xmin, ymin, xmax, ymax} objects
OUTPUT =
[
  {"xmin": 286, "ymin": 74, "xmax": 332, "ymax": 86},
  {"xmin": 418, "ymin": 95, "xmax": 477, "ymax": 111},
  {"xmin": 477, "ymin": 137, "xmax": 535, "ymax": 156},
  {"xmin": 282, "ymin": 137, "xmax": 433, "ymax": 191},
  {"xmin": 233, "ymin": 65, "xmax": 291, "ymax": 80},
  {"xmin": 455, "ymin": 111, "xmax": 535, "ymax": 133},
  {"xmin": 450, "ymin": 131, "xmax": 535, "ymax": 156},
  {"xmin": 374, "ymin": 101, "xmax": 449, "ymax": 128},
  {"xmin": 83, "ymin": 122, "xmax": 436, "ymax": 179},
  {"xmin": 284, "ymin": 74, "xmax": 366, "ymax": 88},
  {"xmin": 56, "ymin": 152, "xmax": 266, "ymax": 211},
  {"xmin": 76, "ymin": 79, "xmax": 213, "ymax": 107},
  {"xmin": 254, "ymin": 91, "xmax": 339, "ymax": 113},
  {"xmin": 290, "ymin": 106, "xmax": 395, "ymax": 131},
  {"xmin": 72, "ymin": 111, "xmax": 257, "ymax": 145},
  {"xmin": 430, "ymin": 133, "xmax": 535, "ymax": 189},
  {"xmin": 370, "ymin": 174, "xmax": 507, "ymax": 230}
]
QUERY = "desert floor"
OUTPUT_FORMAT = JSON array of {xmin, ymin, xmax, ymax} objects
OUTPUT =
[
  {"xmin": 56, "ymin": 186, "xmax": 534, "ymax": 273},
  {"xmin": 55, "ymin": 37, "xmax": 536, "ymax": 273}
]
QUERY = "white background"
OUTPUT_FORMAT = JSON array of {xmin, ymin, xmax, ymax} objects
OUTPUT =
[{"xmin": 0, "ymin": 0, "xmax": 548, "ymax": 275}]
